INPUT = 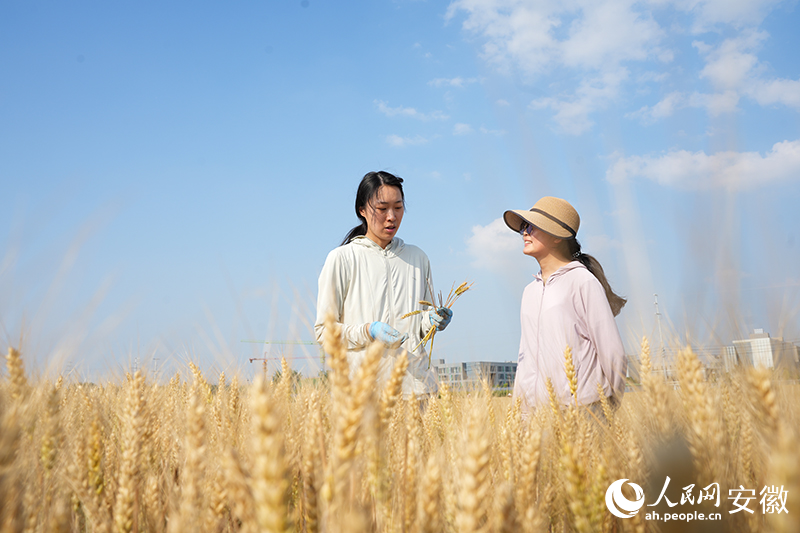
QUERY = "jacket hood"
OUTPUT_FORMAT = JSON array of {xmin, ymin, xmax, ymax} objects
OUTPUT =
[
  {"xmin": 535, "ymin": 260, "xmax": 586, "ymax": 283},
  {"xmin": 351, "ymin": 235, "xmax": 405, "ymax": 254}
]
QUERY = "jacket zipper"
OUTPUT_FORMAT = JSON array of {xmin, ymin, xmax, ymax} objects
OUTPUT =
[
  {"xmin": 537, "ymin": 280, "xmax": 545, "ymax": 389},
  {"xmin": 383, "ymin": 247, "xmax": 395, "ymax": 328}
]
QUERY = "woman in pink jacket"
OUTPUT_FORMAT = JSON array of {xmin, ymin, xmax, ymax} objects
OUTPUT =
[{"xmin": 503, "ymin": 196, "xmax": 627, "ymax": 412}]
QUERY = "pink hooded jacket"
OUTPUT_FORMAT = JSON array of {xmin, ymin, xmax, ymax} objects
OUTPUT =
[{"xmin": 513, "ymin": 261, "xmax": 626, "ymax": 410}]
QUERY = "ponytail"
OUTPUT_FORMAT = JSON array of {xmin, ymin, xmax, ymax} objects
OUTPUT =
[
  {"xmin": 341, "ymin": 222, "xmax": 368, "ymax": 246},
  {"xmin": 566, "ymin": 239, "xmax": 627, "ymax": 316}
]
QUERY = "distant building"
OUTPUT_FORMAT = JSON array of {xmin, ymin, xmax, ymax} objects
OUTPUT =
[
  {"xmin": 724, "ymin": 329, "xmax": 800, "ymax": 377},
  {"xmin": 431, "ymin": 359, "xmax": 517, "ymax": 391},
  {"xmin": 625, "ymin": 354, "xmax": 641, "ymax": 383}
]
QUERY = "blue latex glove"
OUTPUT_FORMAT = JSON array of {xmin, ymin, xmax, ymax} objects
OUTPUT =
[
  {"xmin": 369, "ymin": 321, "xmax": 408, "ymax": 347},
  {"xmin": 429, "ymin": 307, "xmax": 453, "ymax": 331}
]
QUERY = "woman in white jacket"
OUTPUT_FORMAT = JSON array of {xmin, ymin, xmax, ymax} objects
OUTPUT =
[{"xmin": 315, "ymin": 171, "xmax": 452, "ymax": 396}]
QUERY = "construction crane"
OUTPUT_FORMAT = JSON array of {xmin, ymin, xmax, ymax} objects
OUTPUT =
[{"xmin": 240, "ymin": 340, "xmax": 326, "ymax": 373}]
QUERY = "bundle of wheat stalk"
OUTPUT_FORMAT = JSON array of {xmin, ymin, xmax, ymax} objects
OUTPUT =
[
  {"xmin": 1, "ymin": 335, "xmax": 799, "ymax": 533},
  {"xmin": 401, "ymin": 280, "xmax": 473, "ymax": 367}
]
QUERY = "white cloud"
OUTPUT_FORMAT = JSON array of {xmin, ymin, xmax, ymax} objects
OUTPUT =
[
  {"xmin": 479, "ymin": 126, "xmax": 506, "ymax": 136},
  {"xmin": 374, "ymin": 100, "xmax": 449, "ymax": 121},
  {"xmin": 748, "ymin": 78, "xmax": 800, "ymax": 109},
  {"xmin": 657, "ymin": 48, "xmax": 675, "ymax": 63},
  {"xmin": 447, "ymin": 0, "xmax": 666, "ymax": 131},
  {"xmin": 531, "ymin": 98, "xmax": 593, "ymax": 135},
  {"xmin": 447, "ymin": 0, "xmax": 794, "ymax": 131},
  {"xmin": 687, "ymin": 0, "xmax": 784, "ymax": 31},
  {"xmin": 453, "ymin": 123, "xmax": 474, "ymax": 135},
  {"xmin": 606, "ymin": 139, "xmax": 800, "ymax": 190},
  {"xmin": 559, "ymin": 0, "xmax": 664, "ymax": 69},
  {"xmin": 629, "ymin": 28, "xmax": 799, "ymax": 124},
  {"xmin": 695, "ymin": 30, "xmax": 766, "ymax": 90},
  {"xmin": 386, "ymin": 134, "xmax": 429, "ymax": 147},
  {"xmin": 428, "ymin": 76, "xmax": 480, "ymax": 88},
  {"xmin": 637, "ymin": 71, "xmax": 669, "ymax": 83},
  {"xmin": 447, "ymin": 1, "xmax": 560, "ymax": 75},
  {"xmin": 629, "ymin": 89, "xmax": 740, "ymax": 122},
  {"xmin": 466, "ymin": 218, "xmax": 523, "ymax": 272},
  {"xmin": 692, "ymin": 30, "xmax": 800, "ymax": 111},
  {"xmin": 700, "ymin": 90, "xmax": 741, "ymax": 116},
  {"xmin": 627, "ymin": 91, "xmax": 684, "ymax": 122},
  {"xmin": 531, "ymin": 67, "xmax": 628, "ymax": 134},
  {"xmin": 447, "ymin": 0, "xmax": 664, "ymax": 75},
  {"xmin": 496, "ymin": 99, "xmax": 510, "ymax": 106}
]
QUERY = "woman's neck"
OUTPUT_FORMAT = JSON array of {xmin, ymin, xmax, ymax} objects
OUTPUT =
[
  {"xmin": 365, "ymin": 233, "xmax": 391, "ymax": 249},
  {"xmin": 537, "ymin": 253, "xmax": 571, "ymax": 283}
]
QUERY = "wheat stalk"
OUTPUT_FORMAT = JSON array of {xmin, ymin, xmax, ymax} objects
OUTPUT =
[{"xmin": 2, "ymin": 337, "xmax": 800, "ymax": 533}]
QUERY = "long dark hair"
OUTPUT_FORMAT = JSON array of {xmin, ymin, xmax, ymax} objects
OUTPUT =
[
  {"xmin": 566, "ymin": 239, "xmax": 627, "ymax": 316},
  {"xmin": 340, "ymin": 171, "xmax": 405, "ymax": 246}
]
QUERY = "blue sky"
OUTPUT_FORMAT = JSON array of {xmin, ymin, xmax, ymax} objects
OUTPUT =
[{"xmin": 1, "ymin": 0, "xmax": 799, "ymax": 381}]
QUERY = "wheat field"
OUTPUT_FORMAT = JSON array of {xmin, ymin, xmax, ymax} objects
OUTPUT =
[{"xmin": 1, "ymin": 319, "xmax": 799, "ymax": 533}]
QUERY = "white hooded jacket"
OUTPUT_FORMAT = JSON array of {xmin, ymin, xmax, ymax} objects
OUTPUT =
[{"xmin": 315, "ymin": 236, "xmax": 439, "ymax": 395}]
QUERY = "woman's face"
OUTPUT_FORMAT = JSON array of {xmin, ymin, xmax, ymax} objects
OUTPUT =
[
  {"xmin": 521, "ymin": 224, "xmax": 562, "ymax": 259},
  {"xmin": 360, "ymin": 185, "xmax": 404, "ymax": 248}
]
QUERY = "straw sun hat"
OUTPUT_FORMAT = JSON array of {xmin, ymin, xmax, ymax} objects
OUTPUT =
[{"xmin": 503, "ymin": 196, "xmax": 580, "ymax": 239}]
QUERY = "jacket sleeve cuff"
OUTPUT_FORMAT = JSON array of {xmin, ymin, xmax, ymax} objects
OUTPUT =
[
  {"xmin": 420, "ymin": 310, "xmax": 434, "ymax": 336},
  {"xmin": 343, "ymin": 322, "xmax": 373, "ymax": 350}
]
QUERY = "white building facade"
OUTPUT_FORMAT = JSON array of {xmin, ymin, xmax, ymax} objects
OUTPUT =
[
  {"xmin": 724, "ymin": 329, "xmax": 800, "ymax": 376},
  {"xmin": 431, "ymin": 359, "xmax": 517, "ymax": 392}
]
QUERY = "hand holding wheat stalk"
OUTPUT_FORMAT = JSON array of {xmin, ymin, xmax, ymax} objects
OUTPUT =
[{"xmin": 401, "ymin": 280, "xmax": 473, "ymax": 367}]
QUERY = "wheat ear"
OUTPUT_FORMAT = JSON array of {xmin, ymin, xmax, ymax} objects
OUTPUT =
[
  {"xmin": 325, "ymin": 340, "xmax": 381, "ymax": 517},
  {"xmin": 563, "ymin": 345, "xmax": 578, "ymax": 407},
  {"xmin": 379, "ymin": 352, "xmax": 409, "ymax": 429},
  {"xmin": 640, "ymin": 337, "xmax": 671, "ymax": 437},
  {"xmin": 455, "ymin": 401, "xmax": 491, "ymax": 533},
  {"xmin": 418, "ymin": 451, "xmax": 443, "ymax": 533},
  {"xmin": 168, "ymin": 383, "xmax": 207, "ymax": 532},
  {"xmin": 249, "ymin": 377, "xmax": 291, "ymax": 533},
  {"xmin": 5, "ymin": 347, "xmax": 29, "ymax": 401},
  {"xmin": 301, "ymin": 390, "xmax": 322, "ymax": 533},
  {"xmin": 748, "ymin": 366, "xmax": 779, "ymax": 440},
  {"xmin": 113, "ymin": 370, "xmax": 145, "ymax": 533},
  {"xmin": 676, "ymin": 347, "xmax": 725, "ymax": 484}
]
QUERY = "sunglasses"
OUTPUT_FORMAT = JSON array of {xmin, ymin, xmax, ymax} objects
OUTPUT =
[{"xmin": 518, "ymin": 222, "xmax": 535, "ymax": 236}]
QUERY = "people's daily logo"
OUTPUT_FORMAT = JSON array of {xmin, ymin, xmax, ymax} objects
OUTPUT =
[
  {"xmin": 605, "ymin": 479, "xmax": 645, "ymax": 518},
  {"xmin": 605, "ymin": 477, "xmax": 788, "ymax": 523}
]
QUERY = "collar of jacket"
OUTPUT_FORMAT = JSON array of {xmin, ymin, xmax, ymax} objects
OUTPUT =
[
  {"xmin": 352, "ymin": 235, "xmax": 406, "ymax": 255},
  {"xmin": 533, "ymin": 260, "xmax": 585, "ymax": 283}
]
